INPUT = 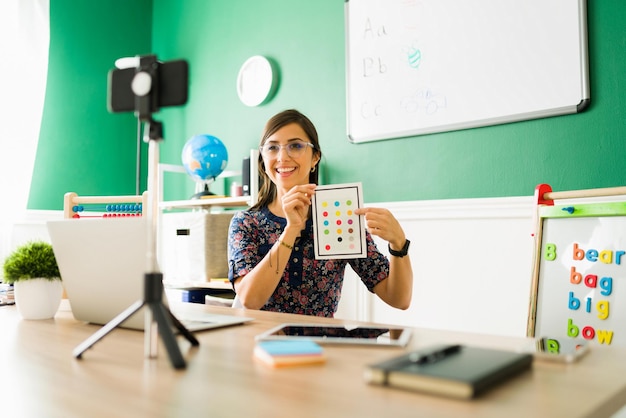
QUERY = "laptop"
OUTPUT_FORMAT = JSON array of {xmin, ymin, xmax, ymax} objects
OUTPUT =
[{"xmin": 47, "ymin": 217, "xmax": 252, "ymax": 331}]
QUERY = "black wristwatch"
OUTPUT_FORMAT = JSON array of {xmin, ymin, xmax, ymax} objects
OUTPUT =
[{"xmin": 388, "ymin": 239, "xmax": 410, "ymax": 257}]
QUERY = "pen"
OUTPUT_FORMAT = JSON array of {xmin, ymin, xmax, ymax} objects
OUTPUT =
[{"xmin": 409, "ymin": 344, "xmax": 462, "ymax": 365}]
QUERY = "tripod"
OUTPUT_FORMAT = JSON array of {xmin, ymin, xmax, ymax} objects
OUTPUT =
[{"xmin": 73, "ymin": 56, "xmax": 198, "ymax": 369}]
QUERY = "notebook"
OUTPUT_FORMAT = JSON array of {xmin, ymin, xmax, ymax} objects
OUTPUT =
[
  {"xmin": 47, "ymin": 217, "xmax": 252, "ymax": 331},
  {"xmin": 364, "ymin": 344, "xmax": 532, "ymax": 399}
]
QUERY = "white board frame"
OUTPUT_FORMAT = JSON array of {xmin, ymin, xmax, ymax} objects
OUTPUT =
[{"xmin": 345, "ymin": 0, "xmax": 590, "ymax": 143}]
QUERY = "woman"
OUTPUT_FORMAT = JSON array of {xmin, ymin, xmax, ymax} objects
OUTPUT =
[{"xmin": 228, "ymin": 109, "xmax": 413, "ymax": 317}]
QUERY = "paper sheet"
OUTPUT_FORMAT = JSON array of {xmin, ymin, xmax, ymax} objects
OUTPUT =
[{"xmin": 311, "ymin": 183, "xmax": 367, "ymax": 260}]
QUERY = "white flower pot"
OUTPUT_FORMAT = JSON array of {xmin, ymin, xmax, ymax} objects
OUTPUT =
[{"xmin": 14, "ymin": 278, "xmax": 63, "ymax": 320}]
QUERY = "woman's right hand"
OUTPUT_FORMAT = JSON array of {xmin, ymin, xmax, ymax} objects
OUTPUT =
[{"xmin": 281, "ymin": 183, "xmax": 317, "ymax": 230}]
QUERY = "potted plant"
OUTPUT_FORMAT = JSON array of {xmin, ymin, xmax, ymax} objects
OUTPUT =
[{"xmin": 2, "ymin": 241, "xmax": 63, "ymax": 320}]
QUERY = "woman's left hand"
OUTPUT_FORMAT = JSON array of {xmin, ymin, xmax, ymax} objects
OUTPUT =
[{"xmin": 354, "ymin": 207, "xmax": 406, "ymax": 250}]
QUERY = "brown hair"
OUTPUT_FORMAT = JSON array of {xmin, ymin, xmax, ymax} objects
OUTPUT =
[{"xmin": 250, "ymin": 109, "xmax": 322, "ymax": 210}]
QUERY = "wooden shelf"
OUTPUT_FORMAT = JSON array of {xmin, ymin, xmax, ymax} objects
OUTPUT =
[
  {"xmin": 159, "ymin": 196, "xmax": 252, "ymax": 210},
  {"xmin": 158, "ymin": 151, "xmax": 258, "ymax": 210}
]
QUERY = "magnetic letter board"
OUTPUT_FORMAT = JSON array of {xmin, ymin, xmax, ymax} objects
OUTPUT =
[{"xmin": 527, "ymin": 202, "xmax": 626, "ymax": 346}]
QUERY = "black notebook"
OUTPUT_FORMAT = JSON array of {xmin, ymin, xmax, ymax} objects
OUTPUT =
[{"xmin": 364, "ymin": 344, "xmax": 532, "ymax": 400}]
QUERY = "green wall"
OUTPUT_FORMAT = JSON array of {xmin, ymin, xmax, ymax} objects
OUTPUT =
[
  {"xmin": 28, "ymin": 0, "xmax": 152, "ymax": 210},
  {"xmin": 29, "ymin": 0, "xmax": 626, "ymax": 210}
]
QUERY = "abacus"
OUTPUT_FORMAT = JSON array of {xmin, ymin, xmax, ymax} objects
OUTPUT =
[{"xmin": 63, "ymin": 191, "xmax": 149, "ymax": 219}]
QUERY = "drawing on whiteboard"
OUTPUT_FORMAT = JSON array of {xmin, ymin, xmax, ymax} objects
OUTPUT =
[
  {"xmin": 400, "ymin": 88, "xmax": 447, "ymax": 115},
  {"xmin": 406, "ymin": 45, "xmax": 422, "ymax": 69}
]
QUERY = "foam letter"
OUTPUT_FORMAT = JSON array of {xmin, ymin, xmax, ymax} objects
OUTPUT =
[
  {"xmin": 570, "ymin": 267, "xmax": 582, "ymax": 284},
  {"xmin": 567, "ymin": 318, "xmax": 579, "ymax": 337},
  {"xmin": 597, "ymin": 300, "xmax": 610, "ymax": 320},
  {"xmin": 599, "ymin": 250, "xmax": 613, "ymax": 264},
  {"xmin": 545, "ymin": 339, "xmax": 560, "ymax": 354},
  {"xmin": 584, "ymin": 274, "xmax": 598, "ymax": 288},
  {"xmin": 585, "ymin": 297, "xmax": 592, "ymax": 313},
  {"xmin": 582, "ymin": 326, "xmax": 595, "ymax": 340},
  {"xmin": 586, "ymin": 249, "xmax": 598, "ymax": 262},
  {"xmin": 568, "ymin": 292, "xmax": 580, "ymax": 310},
  {"xmin": 573, "ymin": 243, "xmax": 584, "ymax": 260},
  {"xmin": 596, "ymin": 329, "xmax": 614, "ymax": 345},
  {"xmin": 600, "ymin": 277, "xmax": 613, "ymax": 296},
  {"xmin": 544, "ymin": 243, "xmax": 557, "ymax": 261},
  {"xmin": 616, "ymin": 250, "xmax": 625, "ymax": 265}
]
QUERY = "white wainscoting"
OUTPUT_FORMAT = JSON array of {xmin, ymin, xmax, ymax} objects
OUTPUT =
[
  {"xmin": 335, "ymin": 196, "xmax": 537, "ymax": 339},
  {"xmin": 11, "ymin": 196, "xmax": 538, "ymax": 339},
  {"xmin": 8, "ymin": 210, "xmax": 63, "ymax": 250}
]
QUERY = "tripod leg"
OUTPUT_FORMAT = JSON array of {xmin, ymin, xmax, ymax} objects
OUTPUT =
[
  {"xmin": 168, "ymin": 311, "xmax": 200, "ymax": 347},
  {"xmin": 149, "ymin": 302, "xmax": 187, "ymax": 369},
  {"xmin": 73, "ymin": 300, "xmax": 145, "ymax": 359}
]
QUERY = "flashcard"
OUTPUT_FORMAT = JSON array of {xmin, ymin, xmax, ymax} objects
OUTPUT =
[{"xmin": 311, "ymin": 182, "xmax": 367, "ymax": 260}]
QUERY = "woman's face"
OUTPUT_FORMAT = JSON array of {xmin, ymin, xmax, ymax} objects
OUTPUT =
[{"xmin": 261, "ymin": 123, "xmax": 319, "ymax": 194}]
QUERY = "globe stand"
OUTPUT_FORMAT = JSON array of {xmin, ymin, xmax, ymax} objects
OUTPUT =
[
  {"xmin": 73, "ymin": 56, "xmax": 198, "ymax": 369},
  {"xmin": 191, "ymin": 179, "xmax": 216, "ymax": 200}
]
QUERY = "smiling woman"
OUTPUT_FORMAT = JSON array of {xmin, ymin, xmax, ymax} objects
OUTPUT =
[
  {"xmin": 0, "ymin": 0, "xmax": 49, "ymax": 263},
  {"xmin": 226, "ymin": 109, "xmax": 413, "ymax": 318}
]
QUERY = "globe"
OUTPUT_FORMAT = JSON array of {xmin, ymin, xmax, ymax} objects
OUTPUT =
[{"xmin": 181, "ymin": 134, "xmax": 229, "ymax": 182}]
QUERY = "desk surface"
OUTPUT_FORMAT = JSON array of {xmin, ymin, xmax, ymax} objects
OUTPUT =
[{"xmin": 2, "ymin": 302, "xmax": 626, "ymax": 418}]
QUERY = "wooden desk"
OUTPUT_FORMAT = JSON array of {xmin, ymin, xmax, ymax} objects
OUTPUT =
[{"xmin": 2, "ymin": 302, "xmax": 626, "ymax": 418}]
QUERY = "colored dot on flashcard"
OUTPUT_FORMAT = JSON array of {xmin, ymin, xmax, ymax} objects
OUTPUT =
[
  {"xmin": 322, "ymin": 201, "xmax": 328, "ymax": 208},
  {"xmin": 323, "ymin": 211, "xmax": 328, "ymax": 217},
  {"xmin": 348, "ymin": 219, "xmax": 353, "ymax": 225},
  {"xmin": 349, "ymin": 244, "xmax": 355, "ymax": 249},
  {"xmin": 349, "ymin": 236, "xmax": 355, "ymax": 242},
  {"xmin": 336, "ymin": 220, "xmax": 342, "ymax": 226},
  {"xmin": 335, "ymin": 211, "xmax": 341, "ymax": 216},
  {"xmin": 347, "ymin": 210, "xmax": 353, "ymax": 216},
  {"xmin": 324, "ymin": 229, "xmax": 330, "ymax": 235},
  {"xmin": 323, "ymin": 220, "xmax": 329, "ymax": 226},
  {"xmin": 348, "ymin": 228, "xmax": 354, "ymax": 233},
  {"xmin": 325, "ymin": 244, "xmax": 331, "ymax": 251},
  {"xmin": 334, "ymin": 201, "xmax": 340, "ymax": 207},
  {"xmin": 337, "ymin": 229, "xmax": 343, "ymax": 234},
  {"xmin": 346, "ymin": 200, "xmax": 353, "ymax": 206},
  {"xmin": 337, "ymin": 237, "xmax": 343, "ymax": 242}
]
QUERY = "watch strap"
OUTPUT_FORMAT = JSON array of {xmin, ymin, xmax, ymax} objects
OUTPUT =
[{"xmin": 388, "ymin": 239, "xmax": 410, "ymax": 257}]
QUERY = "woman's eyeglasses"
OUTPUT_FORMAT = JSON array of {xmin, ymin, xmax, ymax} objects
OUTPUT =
[{"xmin": 259, "ymin": 141, "xmax": 314, "ymax": 158}]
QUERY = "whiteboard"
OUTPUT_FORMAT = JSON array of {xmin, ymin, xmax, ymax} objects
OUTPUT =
[
  {"xmin": 528, "ymin": 203, "xmax": 626, "ymax": 347},
  {"xmin": 345, "ymin": 0, "xmax": 590, "ymax": 143}
]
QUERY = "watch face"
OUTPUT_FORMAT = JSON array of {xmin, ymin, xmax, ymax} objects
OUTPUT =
[{"xmin": 236, "ymin": 56, "xmax": 277, "ymax": 106}]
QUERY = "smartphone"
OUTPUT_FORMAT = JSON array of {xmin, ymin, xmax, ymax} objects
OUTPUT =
[
  {"xmin": 107, "ymin": 59, "xmax": 188, "ymax": 113},
  {"xmin": 531, "ymin": 337, "xmax": 590, "ymax": 363}
]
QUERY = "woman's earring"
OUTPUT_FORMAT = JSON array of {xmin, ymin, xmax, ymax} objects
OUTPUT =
[{"xmin": 311, "ymin": 165, "xmax": 317, "ymax": 173}]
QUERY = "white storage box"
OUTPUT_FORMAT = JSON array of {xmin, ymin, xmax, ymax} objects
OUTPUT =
[{"xmin": 160, "ymin": 212, "xmax": 234, "ymax": 284}]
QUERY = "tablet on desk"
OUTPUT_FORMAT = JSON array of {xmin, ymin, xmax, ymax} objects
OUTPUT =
[{"xmin": 256, "ymin": 323, "xmax": 412, "ymax": 347}]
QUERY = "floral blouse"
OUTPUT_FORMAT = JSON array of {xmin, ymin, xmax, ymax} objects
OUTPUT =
[{"xmin": 228, "ymin": 206, "xmax": 390, "ymax": 317}]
